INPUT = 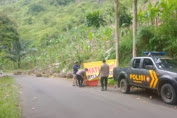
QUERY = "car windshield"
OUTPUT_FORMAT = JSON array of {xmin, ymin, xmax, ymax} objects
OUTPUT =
[{"xmin": 155, "ymin": 58, "xmax": 177, "ymax": 69}]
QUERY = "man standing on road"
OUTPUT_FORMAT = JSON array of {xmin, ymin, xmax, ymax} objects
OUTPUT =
[
  {"xmin": 98, "ymin": 60, "xmax": 109, "ymax": 91},
  {"xmin": 76, "ymin": 68, "xmax": 88, "ymax": 87},
  {"xmin": 73, "ymin": 61, "xmax": 80, "ymax": 86}
]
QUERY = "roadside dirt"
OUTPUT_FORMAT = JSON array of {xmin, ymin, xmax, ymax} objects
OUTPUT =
[{"xmin": 13, "ymin": 63, "xmax": 73, "ymax": 79}]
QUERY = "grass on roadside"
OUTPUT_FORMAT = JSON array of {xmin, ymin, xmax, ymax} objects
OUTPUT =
[
  {"xmin": 108, "ymin": 78, "xmax": 117, "ymax": 86},
  {"xmin": 0, "ymin": 76, "xmax": 21, "ymax": 118}
]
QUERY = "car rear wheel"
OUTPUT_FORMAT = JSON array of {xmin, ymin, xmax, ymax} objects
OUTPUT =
[
  {"xmin": 120, "ymin": 79, "xmax": 130, "ymax": 93},
  {"xmin": 161, "ymin": 83, "xmax": 177, "ymax": 104}
]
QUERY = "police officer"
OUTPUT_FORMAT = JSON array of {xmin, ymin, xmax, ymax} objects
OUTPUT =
[
  {"xmin": 98, "ymin": 60, "xmax": 109, "ymax": 91},
  {"xmin": 76, "ymin": 68, "xmax": 88, "ymax": 87},
  {"xmin": 72, "ymin": 61, "xmax": 80, "ymax": 86}
]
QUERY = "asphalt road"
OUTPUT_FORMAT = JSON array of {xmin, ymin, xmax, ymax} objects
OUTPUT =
[{"xmin": 14, "ymin": 75, "xmax": 177, "ymax": 118}]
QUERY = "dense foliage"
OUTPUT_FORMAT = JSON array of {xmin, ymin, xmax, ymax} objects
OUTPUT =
[
  {"xmin": 0, "ymin": 15, "xmax": 19, "ymax": 51},
  {"xmin": 0, "ymin": 0, "xmax": 176, "ymax": 71},
  {"xmin": 86, "ymin": 11, "xmax": 105, "ymax": 28},
  {"xmin": 51, "ymin": 0, "xmax": 75, "ymax": 6},
  {"xmin": 136, "ymin": 0, "xmax": 177, "ymax": 57}
]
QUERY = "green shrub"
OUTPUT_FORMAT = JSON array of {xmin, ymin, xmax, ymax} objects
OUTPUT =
[
  {"xmin": 119, "ymin": 14, "xmax": 132, "ymax": 27},
  {"xmin": 108, "ymin": 79, "xmax": 117, "ymax": 85},
  {"xmin": 86, "ymin": 11, "xmax": 105, "ymax": 28},
  {"xmin": 28, "ymin": 4, "xmax": 45, "ymax": 15},
  {"xmin": 119, "ymin": 31, "xmax": 133, "ymax": 66},
  {"xmin": 50, "ymin": 0, "xmax": 75, "ymax": 6}
]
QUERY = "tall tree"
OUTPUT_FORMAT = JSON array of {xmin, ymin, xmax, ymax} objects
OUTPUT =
[
  {"xmin": 114, "ymin": 0, "xmax": 119, "ymax": 66},
  {"xmin": 0, "ymin": 14, "xmax": 19, "ymax": 52},
  {"xmin": 133, "ymin": 0, "xmax": 137, "ymax": 57}
]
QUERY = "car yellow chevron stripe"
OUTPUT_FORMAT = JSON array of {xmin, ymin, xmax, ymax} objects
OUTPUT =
[
  {"xmin": 149, "ymin": 70, "xmax": 155, "ymax": 88},
  {"xmin": 152, "ymin": 71, "xmax": 158, "ymax": 88}
]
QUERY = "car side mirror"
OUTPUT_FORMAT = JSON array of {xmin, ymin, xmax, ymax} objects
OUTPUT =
[{"xmin": 146, "ymin": 65, "xmax": 155, "ymax": 70}]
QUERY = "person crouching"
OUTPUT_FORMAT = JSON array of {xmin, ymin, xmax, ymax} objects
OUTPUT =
[{"xmin": 76, "ymin": 68, "xmax": 88, "ymax": 87}]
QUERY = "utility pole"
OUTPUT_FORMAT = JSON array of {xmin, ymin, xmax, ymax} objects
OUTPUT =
[
  {"xmin": 114, "ymin": 0, "xmax": 119, "ymax": 67},
  {"xmin": 133, "ymin": 0, "xmax": 137, "ymax": 57}
]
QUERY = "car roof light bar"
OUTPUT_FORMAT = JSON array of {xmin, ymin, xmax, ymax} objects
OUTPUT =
[{"xmin": 143, "ymin": 52, "xmax": 167, "ymax": 56}]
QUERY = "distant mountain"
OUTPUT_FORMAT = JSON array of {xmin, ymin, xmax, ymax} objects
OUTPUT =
[
  {"xmin": 0, "ymin": 0, "xmax": 104, "ymax": 41},
  {"xmin": 0, "ymin": 0, "xmax": 157, "ymax": 42}
]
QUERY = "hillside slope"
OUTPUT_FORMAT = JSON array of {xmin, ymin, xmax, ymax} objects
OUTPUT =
[{"xmin": 0, "ymin": 0, "xmax": 176, "ymax": 71}]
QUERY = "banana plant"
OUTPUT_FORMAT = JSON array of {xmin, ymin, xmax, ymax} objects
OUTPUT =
[
  {"xmin": 158, "ymin": 0, "xmax": 177, "ymax": 21},
  {"xmin": 147, "ymin": 2, "xmax": 160, "ymax": 25},
  {"xmin": 5, "ymin": 39, "xmax": 37, "ymax": 68}
]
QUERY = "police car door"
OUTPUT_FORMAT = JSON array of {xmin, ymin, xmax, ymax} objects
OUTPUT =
[
  {"xmin": 129, "ymin": 58, "xmax": 141, "ymax": 86},
  {"xmin": 139, "ymin": 58, "xmax": 158, "ymax": 88}
]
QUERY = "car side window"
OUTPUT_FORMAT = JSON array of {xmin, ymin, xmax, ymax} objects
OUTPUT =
[
  {"xmin": 132, "ymin": 59, "xmax": 140, "ymax": 68},
  {"xmin": 142, "ymin": 59, "xmax": 154, "ymax": 69}
]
